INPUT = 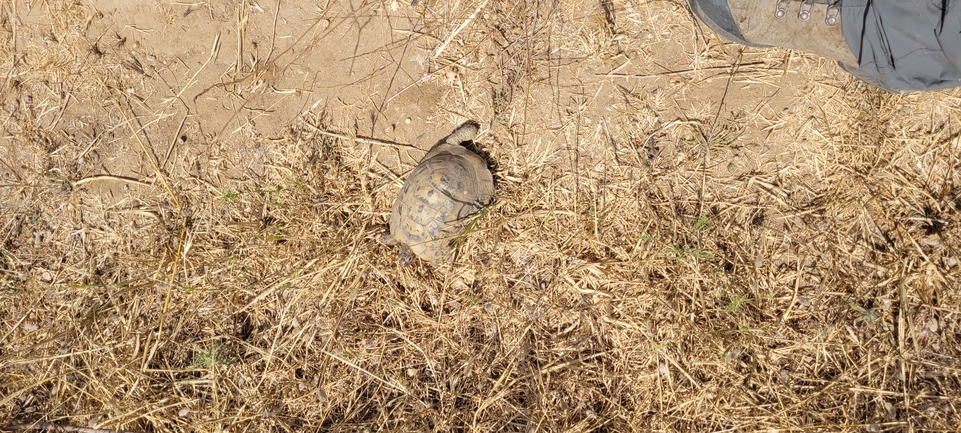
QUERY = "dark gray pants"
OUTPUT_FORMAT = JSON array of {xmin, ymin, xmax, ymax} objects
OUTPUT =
[{"xmin": 843, "ymin": 0, "xmax": 961, "ymax": 91}]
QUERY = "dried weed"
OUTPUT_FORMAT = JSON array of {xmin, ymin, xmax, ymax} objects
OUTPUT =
[{"xmin": 1, "ymin": 0, "xmax": 960, "ymax": 432}]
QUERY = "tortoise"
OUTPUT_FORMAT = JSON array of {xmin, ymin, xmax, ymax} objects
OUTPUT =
[{"xmin": 382, "ymin": 121, "xmax": 494, "ymax": 265}]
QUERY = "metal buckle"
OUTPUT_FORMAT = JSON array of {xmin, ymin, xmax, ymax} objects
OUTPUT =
[
  {"xmin": 825, "ymin": 1, "xmax": 840, "ymax": 26},
  {"xmin": 775, "ymin": 0, "xmax": 789, "ymax": 18},
  {"xmin": 798, "ymin": 0, "xmax": 814, "ymax": 21}
]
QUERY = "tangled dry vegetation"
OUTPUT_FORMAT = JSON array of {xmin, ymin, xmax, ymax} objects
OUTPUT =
[{"xmin": 2, "ymin": 0, "xmax": 960, "ymax": 432}]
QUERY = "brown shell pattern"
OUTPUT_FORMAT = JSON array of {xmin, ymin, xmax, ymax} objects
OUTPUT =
[{"xmin": 389, "ymin": 141, "xmax": 494, "ymax": 263}]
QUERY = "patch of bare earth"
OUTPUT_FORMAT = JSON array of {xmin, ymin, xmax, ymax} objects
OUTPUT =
[{"xmin": 1, "ymin": 0, "xmax": 960, "ymax": 431}]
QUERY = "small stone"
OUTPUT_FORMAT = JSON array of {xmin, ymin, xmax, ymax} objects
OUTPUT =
[
  {"xmin": 723, "ymin": 347, "xmax": 741, "ymax": 362},
  {"xmin": 883, "ymin": 401, "xmax": 895, "ymax": 418},
  {"xmin": 316, "ymin": 387, "xmax": 328, "ymax": 402}
]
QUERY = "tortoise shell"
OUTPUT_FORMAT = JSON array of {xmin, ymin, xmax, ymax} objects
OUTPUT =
[{"xmin": 387, "ymin": 122, "xmax": 494, "ymax": 264}]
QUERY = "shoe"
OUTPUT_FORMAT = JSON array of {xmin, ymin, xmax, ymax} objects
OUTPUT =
[{"xmin": 690, "ymin": 0, "xmax": 857, "ymax": 65}]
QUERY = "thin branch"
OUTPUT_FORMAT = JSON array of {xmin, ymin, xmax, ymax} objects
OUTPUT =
[
  {"xmin": 1, "ymin": 424, "xmax": 141, "ymax": 433},
  {"xmin": 302, "ymin": 123, "xmax": 424, "ymax": 152},
  {"xmin": 596, "ymin": 61, "xmax": 767, "ymax": 79}
]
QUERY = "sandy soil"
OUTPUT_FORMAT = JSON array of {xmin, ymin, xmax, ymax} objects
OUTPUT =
[{"xmin": 2, "ymin": 0, "xmax": 960, "ymax": 431}]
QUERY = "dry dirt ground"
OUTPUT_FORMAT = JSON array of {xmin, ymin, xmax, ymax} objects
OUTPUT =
[{"xmin": 2, "ymin": 0, "xmax": 961, "ymax": 432}]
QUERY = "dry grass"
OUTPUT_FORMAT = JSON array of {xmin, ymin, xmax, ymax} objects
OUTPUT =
[{"xmin": 2, "ymin": 0, "xmax": 960, "ymax": 431}]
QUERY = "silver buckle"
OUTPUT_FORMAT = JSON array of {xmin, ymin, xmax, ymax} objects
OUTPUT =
[
  {"xmin": 798, "ymin": 0, "xmax": 814, "ymax": 21},
  {"xmin": 825, "ymin": 2, "xmax": 840, "ymax": 26},
  {"xmin": 775, "ymin": 0, "xmax": 789, "ymax": 18}
]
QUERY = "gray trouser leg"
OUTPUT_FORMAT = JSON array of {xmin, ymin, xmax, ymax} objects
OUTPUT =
[{"xmin": 843, "ymin": 0, "xmax": 961, "ymax": 91}]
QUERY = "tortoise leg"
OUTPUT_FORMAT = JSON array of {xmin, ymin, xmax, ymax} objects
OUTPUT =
[
  {"xmin": 378, "ymin": 232, "xmax": 397, "ymax": 246},
  {"xmin": 398, "ymin": 244, "xmax": 415, "ymax": 267}
]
